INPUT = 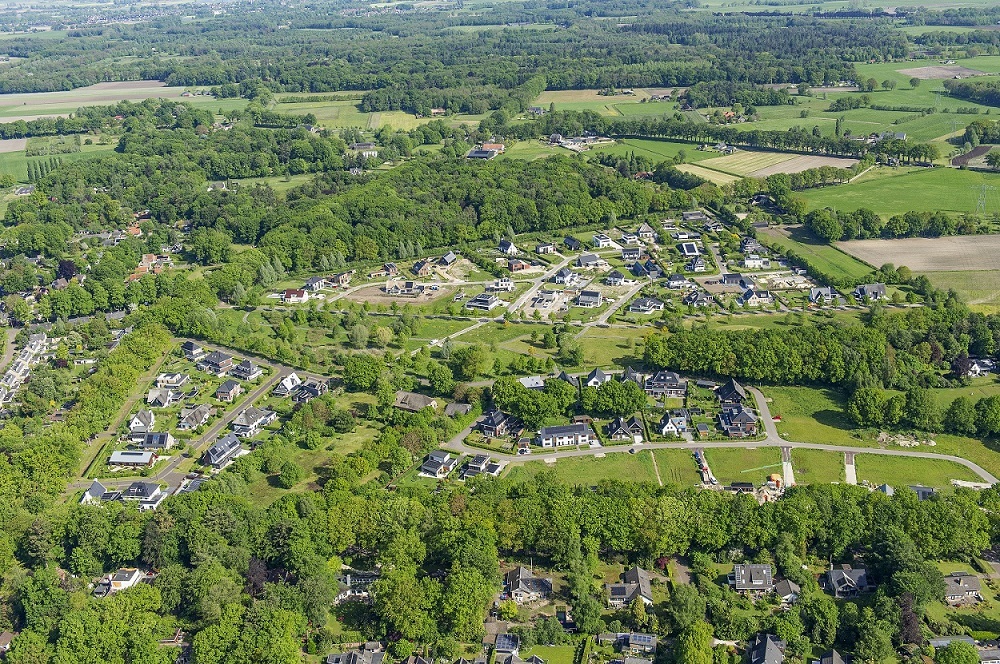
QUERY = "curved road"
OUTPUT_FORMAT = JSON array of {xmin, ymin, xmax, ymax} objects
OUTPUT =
[{"xmin": 442, "ymin": 385, "xmax": 999, "ymax": 485}]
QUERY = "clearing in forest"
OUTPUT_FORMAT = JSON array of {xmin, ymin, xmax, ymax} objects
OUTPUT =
[{"xmin": 897, "ymin": 65, "xmax": 986, "ymax": 80}]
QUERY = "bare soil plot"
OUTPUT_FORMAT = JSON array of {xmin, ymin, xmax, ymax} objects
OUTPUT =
[
  {"xmin": 837, "ymin": 235, "xmax": 1000, "ymax": 272},
  {"xmin": 675, "ymin": 163, "xmax": 740, "ymax": 185},
  {"xmin": 898, "ymin": 65, "xmax": 986, "ymax": 80},
  {"xmin": 750, "ymin": 155, "xmax": 859, "ymax": 177},
  {"xmin": 699, "ymin": 150, "xmax": 796, "ymax": 176},
  {"xmin": 0, "ymin": 80, "xmax": 188, "ymax": 119},
  {"xmin": 0, "ymin": 138, "xmax": 25, "ymax": 153}
]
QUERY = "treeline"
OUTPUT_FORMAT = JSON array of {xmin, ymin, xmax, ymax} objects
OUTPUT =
[
  {"xmin": 683, "ymin": 81, "xmax": 790, "ymax": 109},
  {"xmin": 963, "ymin": 118, "xmax": 1000, "ymax": 145},
  {"xmin": 804, "ymin": 207, "xmax": 980, "ymax": 242},
  {"xmin": 360, "ymin": 76, "xmax": 546, "ymax": 117},
  {"xmin": 0, "ymin": 98, "xmax": 214, "ymax": 140},
  {"xmin": 944, "ymin": 78, "xmax": 1000, "ymax": 108}
]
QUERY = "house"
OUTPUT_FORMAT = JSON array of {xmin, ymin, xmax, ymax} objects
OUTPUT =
[
  {"xmin": 621, "ymin": 366, "xmax": 644, "ymax": 387},
  {"xmin": 944, "ymin": 572, "xmax": 982, "ymax": 603},
  {"xmin": 204, "ymin": 433, "xmax": 242, "ymax": 469},
  {"xmin": 198, "ymin": 351, "xmax": 234, "ymax": 375},
  {"xmin": 718, "ymin": 378, "xmax": 747, "ymax": 406},
  {"xmin": 421, "ymin": 450, "xmax": 458, "ymax": 478},
  {"xmin": 741, "ymin": 237, "xmax": 764, "ymax": 253},
  {"xmin": 537, "ymin": 423, "xmax": 593, "ymax": 447},
  {"xmin": 719, "ymin": 405, "xmax": 758, "ymax": 438},
  {"xmin": 440, "ymin": 251, "xmax": 459, "ymax": 266},
  {"xmin": 658, "ymin": 413, "xmax": 688, "ymax": 436},
  {"xmin": 495, "ymin": 634, "xmax": 520, "ymax": 656},
  {"xmin": 118, "ymin": 481, "xmax": 166, "ymax": 510},
  {"xmin": 81, "ymin": 479, "xmax": 109, "ymax": 505},
  {"xmin": 394, "ymin": 391, "xmax": 438, "ymax": 412},
  {"xmin": 293, "ymin": 379, "xmax": 329, "ymax": 404},
  {"xmin": 231, "ymin": 359, "xmax": 263, "ymax": 381},
  {"xmin": 178, "ymin": 404, "xmax": 211, "ymax": 430},
  {"xmin": 536, "ymin": 243, "xmax": 556, "ymax": 255},
  {"xmin": 273, "ymin": 372, "xmax": 302, "ymax": 397},
  {"xmin": 685, "ymin": 257, "xmax": 706, "ymax": 273},
  {"xmin": 682, "ymin": 211, "xmax": 709, "ymax": 222},
  {"xmin": 910, "ymin": 485, "xmax": 935, "ymax": 500},
  {"xmin": 637, "ymin": 223, "xmax": 657, "ymax": 242},
  {"xmin": 505, "ymin": 566, "xmax": 553, "ymax": 604},
  {"xmin": 577, "ymin": 253, "xmax": 605, "ymax": 269},
  {"xmin": 721, "ymin": 273, "xmax": 754, "ymax": 289},
  {"xmin": 968, "ymin": 358, "xmax": 997, "ymax": 377},
  {"xmin": 481, "ymin": 409, "xmax": 512, "ymax": 438},
  {"xmin": 0, "ymin": 631, "xmax": 16, "ymax": 654},
  {"xmin": 824, "ymin": 565, "xmax": 873, "ymax": 598},
  {"xmin": 331, "ymin": 271, "xmax": 354, "ymax": 287},
  {"xmin": 518, "ymin": 376, "xmax": 545, "ymax": 391},
  {"xmin": 621, "ymin": 233, "xmax": 641, "ymax": 246},
  {"xmin": 182, "ymin": 341, "xmax": 205, "ymax": 360},
  {"xmin": 553, "ymin": 268, "xmax": 579, "ymax": 285},
  {"xmin": 462, "ymin": 454, "xmax": 502, "ymax": 479},
  {"xmin": 577, "ymin": 290, "xmax": 603, "ymax": 308},
  {"xmin": 467, "ymin": 148, "xmax": 499, "ymax": 160},
  {"xmin": 156, "ymin": 373, "xmax": 189, "ymax": 389},
  {"xmin": 232, "ymin": 407, "xmax": 277, "ymax": 438},
  {"xmin": 593, "ymin": 234, "xmax": 614, "ymax": 248},
  {"xmin": 730, "ymin": 564, "xmax": 774, "ymax": 594},
  {"xmin": 137, "ymin": 432, "xmax": 175, "ymax": 451},
  {"xmin": 854, "ymin": 283, "xmax": 887, "ymax": 301},
  {"xmin": 304, "ymin": 276, "xmax": 328, "ymax": 291},
  {"xmin": 482, "ymin": 143, "xmax": 505, "ymax": 153},
  {"xmin": 629, "ymin": 297, "xmax": 663, "ymax": 314},
  {"xmin": 385, "ymin": 280, "xmax": 425, "ymax": 297},
  {"xmin": 412, "ymin": 260, "xmax": 432, "ymax": 276},
  {"xmin": 742, "ymin": 254, "xmax": 771, "ymax": 270},
  {"xmin": 775, "ymin": 579, "xmax": 801, "ymax": 604},
  {"xmin": 325, "ymin": 645, "xmax": 386, "ymax": 664},
  {"xmin": 533, "ymin": 291, "xmax": 558, "ymax": 308},
  {"xmin": 596, "ymin": 633, "xmax": 657, "ymax": 655},
  {"xmin": 696, "ymin": 423, "xmax": 710, "ymax": 438},
  {"xmin": 370, "ymin": 262, "xmax": 399, "ymax": 278},
  {"xmin": 738, "ymin": 288, "xmax": 775, "ymax": 307},
  {"xmin": 564, "ymin": 236, "xmax": 582, "ymax": 252},
  {"xmin": 606, "ymin": 416, "xmax": 644, "ymax": 443},
  {"xmin": 644, "ymin": 371, "xmax": 687, "ymax": 398},
  {"xmin": 466, "ymin": 293, "xmax": 503, "ymax": 311},
  {"xmin": 558, "ymin": 371, "xmax": 580, "ymax": 389},
  {"xmin": 748, "ymin": 633, "xmax": 785, "ymax": 664},
  {"xmin": 607, "ymin": 567, "xmax": 654, "ymax": 608},
  {"xmin": 509, "ymin": 259, "xmax": 531, "ymax": 272},
  {"xmin": 128, "ymin": 409, "xmax": 156, "ymax": 440},
  {"xmin": 488, "ymin": 277, "xmax": 515, "ymax": 292},
  {"xmin": 585, "ymin": 368, "xmax": 610, "ymax": 387},
  {"xmin": 146, "ymin": 388, "xmax": 181, "ymax": 408},
  {"xmin": 94, "ymin": 568, "xmax": 146, "ymax": 598},
  {"xmin": 445, "ymin": 403, "xmax": 472, "ymax": 417},
  {"xmin": 666, "ymin": 273, "xmax": 690, "ymax": 289},
  {"xmin": 809, "ymin": 287, "xmax": 837, "ymax": 304},
  {"xmin": 281, "ymin": 289, "xmax": 309, "ymax": 304},
  {"xmin": 216, "ymin": 379, "xmax": 243, "ymax": 402},
  {"xmin": 678, "ymin": 242, "xmax": 700, "ymax": 257},
  {"xmin": 499, "ymin": 239, "xmax": 518, "ymax": 256},
  {"xmin": 109, "ymin": 450, "xmax": 156, "ymax": 468},
  {"xmin": 606, "ymin": 270, "xmax": 626, "ymax": 286},
  {"xmin": 621, "ymin": 248, "xmax": 642, "ymax": 262},
  {"xmin": 814, "ymin": 651, "xmax": 844, "ymax": 664}
]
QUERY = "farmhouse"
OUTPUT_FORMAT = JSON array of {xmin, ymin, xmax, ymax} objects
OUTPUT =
[{"xmin": 537, "ymin": 423, "xmax": 593, "ymax": 447}]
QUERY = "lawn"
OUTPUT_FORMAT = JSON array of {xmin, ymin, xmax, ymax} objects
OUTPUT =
[
  {"xmin": 504, "ymin": 452, "xmax": 660, "ymax": 486},
  {"xmin": 791, "ymin": 448, "xmax": 845, "ymax": 485},
  {"xmin": 757, "ymin": 226, "xmax": 874, "ymax": 282},
  {"xmin": 928, "ymin": 270, "xmax": 1000, "ymax": 313},
  {"xmin": 520, "ymin": 646, "xmax": 576, "ymax": 664},
  {"xmin": 500, "ymin": 140, "xmax": 566, "ymax": 160},
  {"xmin": 703, "ymin": 447, "xmax": 782, "ymax": 485},
  {"xmin": 764, "ymin": 385, "xmax": 860, "ymax": 447},
  {"xmin": 854, "ymin": 453, "xmax": 982, "ymax": 487},
  {"xmin": 651, "ymin": 449, "xmax": 702, "ymax": 487},
  {"xmin": 800, "ymin": 166, "xmax": 1000, "ymax": 216}
]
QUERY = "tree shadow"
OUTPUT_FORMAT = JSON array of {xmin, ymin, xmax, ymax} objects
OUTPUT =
[{"xmin": 953, "ymin": 612, "xmax": 1000, "ymax": 635}]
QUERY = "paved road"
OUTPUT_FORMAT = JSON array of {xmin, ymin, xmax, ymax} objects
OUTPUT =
[
  {"xmin": 440, "ymin": 385, "xmax": 1000, "ymax": 485},
  {"xmin": 844, "ymin": 452, "xmax": 858, "ymax": 485},
  {"xmin": 0, "ymin": 328, "xmax": 18, "ymax": 374}
]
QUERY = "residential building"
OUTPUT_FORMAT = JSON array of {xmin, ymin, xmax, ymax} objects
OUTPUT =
[
  {"xmin": 748, "ymin": 633, "xmax": 785, "ymax": 664},
  {"xmin": 823, "ymin": 565, "xmax": 873, "ymax": 598},
  {"xmin": 94, "ymin": 568, "xmax": 147, "ymax": 598},
  {"xmin": 621, "ymin": 366, "xmax": 644, "ymax": 386},
  {"xmin": 682, "ymin": 210, "xmax": 708, "ymax": 222},
  {"xmin": 730, "ymin": 564, "xmax": 774, "ymax": 594},
  {"xmin": 814, "ymin": 651, "xmax": 844, "ymax": 664},
  {"xmin": 509, "ymin": 259, "xmax": 531, "ymax": 272},
  {"xmin": 445, "ymin": 403, "xmax": 472, "ymax": 417},
  {"xmin": 109, "ymin": 450, "xmax": 156, "ymax": 468},
  {"xmin": 156, "ymin": 372, "xmax": 189, "ymax": 389},
  {"xmin": 231, "ymin": 359, "xmax": 263, "ymax": 381},
  {"xmin": 719, "ymin": 404, "xmax": 758, "ymax": 438},
  {"xmin": 775, "ymin": 579, "xmax": 801, "ymax": 604},
  {"xmin": 607, "ymin": 567, "xmax": 654, "ymax": 608},
  {"xmin": 536, "ymin": 243, "xmax": 556, "ymax": 254},
  {"xmin": 304, "ymin": 276, "xmax": 328, "ymax": 291},
  {"xmin": 119, "ymin": 482, "xmax": 166, "ymax": 510},
  {"xmin": 281, "ymin": 289, "xmax": 309, "ymax": 304},
  {"xmin": 685, "ymin": 257, "xmax": 706, "ymax": 273},
  {"xmin": 466, "ymin": 293, "xmax": 503, "ymax": 311},
  {"xmin": 552, "ymin": 268, "xmax": 578, "ymax": 285},
  {"xmin": 742, "ymin": 254, "xmax": 771, "ymax": 270},
  {"xmin": 128, "ymin": 409, "xmax": 156, "ymax": 441},
  {"xmin": 593, "ymin": 234, "xmax": 614, "ymax": 248},
  {"xmin": 558, "ymin": 371, "xmax": 580, "ymax": 389},
  {"xmin": 537, "ymin": 423, "xmax": 593, "ymax": 447},
  {"xmin": 809, "ymin": 287, "xmax": 837, "ymax": 304},
  {"xmin": 204, "ymin": 434, "xmax": 242, "ymax": 469},
  {"xmin": 741, "ymin": 237, "xmax": 764, "ymax": 253},
  {"xmin": 137, "ymin": 432, "xmax": 175, "ymax": 451},
  {"xmin": 325, "ymin": 645, "xmax": 386, "ymax": 664},
  {"xmin": 606, "ymin": 270, "xmax": 626, "ymax": 286},
  {"xmin": 721, "ymin": 273, "xmax": 754, "ymax": 289},
  {"xmin": 641, "ymin": 259, "xmax": 663, "ymax": 279},
  {"xmin": 666, "ymin": 273, "xmax": 690, "ymax": 289},
  {"xmin": 385, "ymin": 280, "xmax": 423, "ymax": 297},
  {"xmin": 505, "ymin": 567, "xmax": 553, "ymax": 604},
  {"xmin": 621, "ymin": 248, "xmax": 641, "ymax": 262},
  {"xmin": 232, "ymin": 407, "xmax": 278, "ymax": 438},
  {"xmin": 0, "ymin": 631, "xmax": 16, "ymax": 654},
  {"xmin": 182, "ymin": 341, "xmax": 205, "ymax": 360},
  {"xmin": 499, "ymin": 239, "xmax": 518, "ymax": 255},
  {"xmin": 198, "ymin": 350, "xmax": 234, "ymax": 375},
  {"xmin": 629, "ymin": 297, "xmax": 664, "ymax": 314},
  {"xmin": 394, "ymin": 391, "xmax": 438, "ymax": 412},
  {"xmin": 606, "ymin": 416, "xmax": 644, "ymax": 443},
  {"xmin": 577, "ymin": 253, "xmax": 605, "ymax": 269},
  {"xmin": 854, "ymin": 283, "xmax": 887, "ymax": 301},
  {"xmin": 658, "ymin": 413, "xmax": 688, "ymax": 436},
  {"xmin": 411, "ymin": 259, "xmax": 432, "ymax": 276},
  {"xmin": 944, "ymin": 572, "xmax": 982, "ymax": 603},
  {"xmin": 738, "ymin": 288, "xmax": 775, "ymax": 307},
  {"xmin": 293, "ymin": 379, "xmax": 328, "ymax": 404},
  {"xmin": 621, "ymin": 233, "xmax": 641, "ymax": 246},
  {"xmin": 564, "ymin": 236, "xmax": 582, "ymax": 252},
  {"xmin": 421, "ymin": 450, "xmax": 458, "ymax": 478},
  {"xmin": 462, "ymin": 454, "xmax": 502, "ymax": 479},
  {"xmin": 577, "ymin": 290, "xmax": 603, "ymax": 308},
  {"xmin": 717, "ymin": 378, "xmax": 747, "ymax": 406},
  {"xmin": 495, "ymin": 634, "xmax": 520, "ymax": 656},
  {"xmin": 81, "ymin": 479, "xmax": 110, "ymax": 505},
  {"xmin": 644, "ymin": 371, "xmax": 687, "ymax": 398},
  {"xmin": 274, "ymin": 372, "xmax": 303, "ymax": 397},
  {"xmin": 146, "ymin": 388, "xmax": 180, "ymax": 408},
  {"xmin": 440, "ymin": 251, "xmax": 459, "ymax": 266},
  {"xmin": 467, "ymin": 148, "xmax": 499, "ymax": 159},
  {"xmin": 216, "ymin": 379, "xmax": 243, "ymax": 402},
  {"xmin": 331, "ymin": 271, "xmax": 354, "ymax": 287},
  {"xmin": 518, "ymin": 376, "xmax": 545, "ymax": 390},
  {"xmin": 636, "ymin": 223, "xmax": 657, "ymax": 242},
  {"xmin": 178, "ymin": 404, "xmax": 211, "ymax": 430},
  {"xmin": 585, "ymin": 368, "xmax": 610, "ymax": 387},
  {"xmin": 481, "ymin": 409, "xmax": 511, "ymax": 438}
]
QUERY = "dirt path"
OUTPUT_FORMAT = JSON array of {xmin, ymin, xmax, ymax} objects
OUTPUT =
[{"xmin": 649, "ymin": 449, "xmax": 663, "ymax": 487}]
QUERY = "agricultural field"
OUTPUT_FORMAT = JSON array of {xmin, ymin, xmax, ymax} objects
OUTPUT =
[
  {"xmin": 791, "ymin": 448, "xmax": 846, "ymax": 485},
  {"xmin": 703, "ymin": 447, "xmax": 782, "ymax": 485},
  {"xmin": 0, "ymin": 81, "xmax": 217, "ymax": 120},
  {"xmin": 272, "ymin": 96, "xmax": 490, "ymax": 131},
  {"xmin": 836, "ymin": 235, "xmax": 1000, "ymax": 273},
  {"xmin": 854, "ymin": 454, "xmax": 982, "ymax": 487},
  {"xmin": 757, "ymin": 226, "xmax": 874, "ymax": 281},
  {"xmin": 590, "ymin": 138, "xmax": 714, "ymax": 163},
  {"xmin": 697, "ymin": 150, "xmax": 858, "ymax": 178},
  {"xmin": 534, "ymin": 88, "xmax": 650, "ymax": 115},
  {"xmin": 927, "ymin": 270, "xmax": 1000, "ymax": 312},
  {"xmin": 675, "ymin": 163, "xmax": 740, "ymax": 185}
]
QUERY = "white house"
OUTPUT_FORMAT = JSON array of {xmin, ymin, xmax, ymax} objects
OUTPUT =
[{"xmin": 537, "ymin": 423, "xmax": 593, "ymax": 447}]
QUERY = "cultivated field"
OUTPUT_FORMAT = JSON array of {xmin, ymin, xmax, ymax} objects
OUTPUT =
[
  {"xmin": 750, "ymin": 155, "xmax": 859, "ymax": 177},
  {"xmin": 675, "ymin": 163, "xmax": 740, "ymax": 185},
  {"xmin": 0, "ymin": 81, "xmax": 194, "ymax": 120},
  {"xmin": 698, "ymin": 150, "xmax": 795, "ymax": 176},
  {"xmin": 0, "ymin": 137, "xmax": 25, "ymax": 153},
  {"xmin": 837, "ymin": 235, "xmax": 1000, "ymax": 273},
  {"xmin": 897, "ymin": 65, "xmax": 986, "ymax": 80},
  {"xmin": 927, "ymin": 270, "xmax": 1000, "ymax": 311}
]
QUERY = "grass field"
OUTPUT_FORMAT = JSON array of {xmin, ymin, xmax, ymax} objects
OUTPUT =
[
  {"xmin": 764, "ymin": 386, "xmax": 860, "ymax": 447},
  {"xmin": 757, "ymin": 226, "xmax": 874, "ymax": 281},
  {"xmin": 676, "ymin": 163, "xmax": 740, "ymax": 185},
  {"xmin": 0, "ymin": 81, "xmax": 215, "ymax": 120},
  {"xmin": 791, "ymin": 448, "xmax": 845, "ymax": 484},
  {"xmin": 837, "ymin": 235, "xmax": 1000, "ymax": 273},
  {"xmin": 651, "ymin": 449, "xmax": 703, "ymax": 486},
  {"xmin": 273, "ymin": 97, "xmax": 489, "ymax": 131},
  {"xmin": 577, "ymin": 326, "xmax": 652, "ymax": 368},
  {"xmin": 854, "ymin": 453, "xmax": 981, "ymax": 487},
  {"xmin": 534, "ymin": 89, "xmax": 651, "ymax": 115},
  {"xmin": 704, "ymin": 447, "xmax": 782, "ymax": 485},
  {"xmin": 505, "ymin": 452, "xmax": 660, "ymax": 485},
  {"xmin": 928, "ymin": 270, "xmax": 1000, "ymax": 312},
  {"xmin": 500, "ymin": 140, "xmax": 566, "ymax": 160},
  {"xmin": 0, "ymin": 142, "xmax": 115, "ymax": 182},
  {"xmin": 590, "ymin": 138, "xmax": 713, "ymax": 163},
  {"xmin": 698, "ymin": 151, "xmax": 796, "ymax": 176}
]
